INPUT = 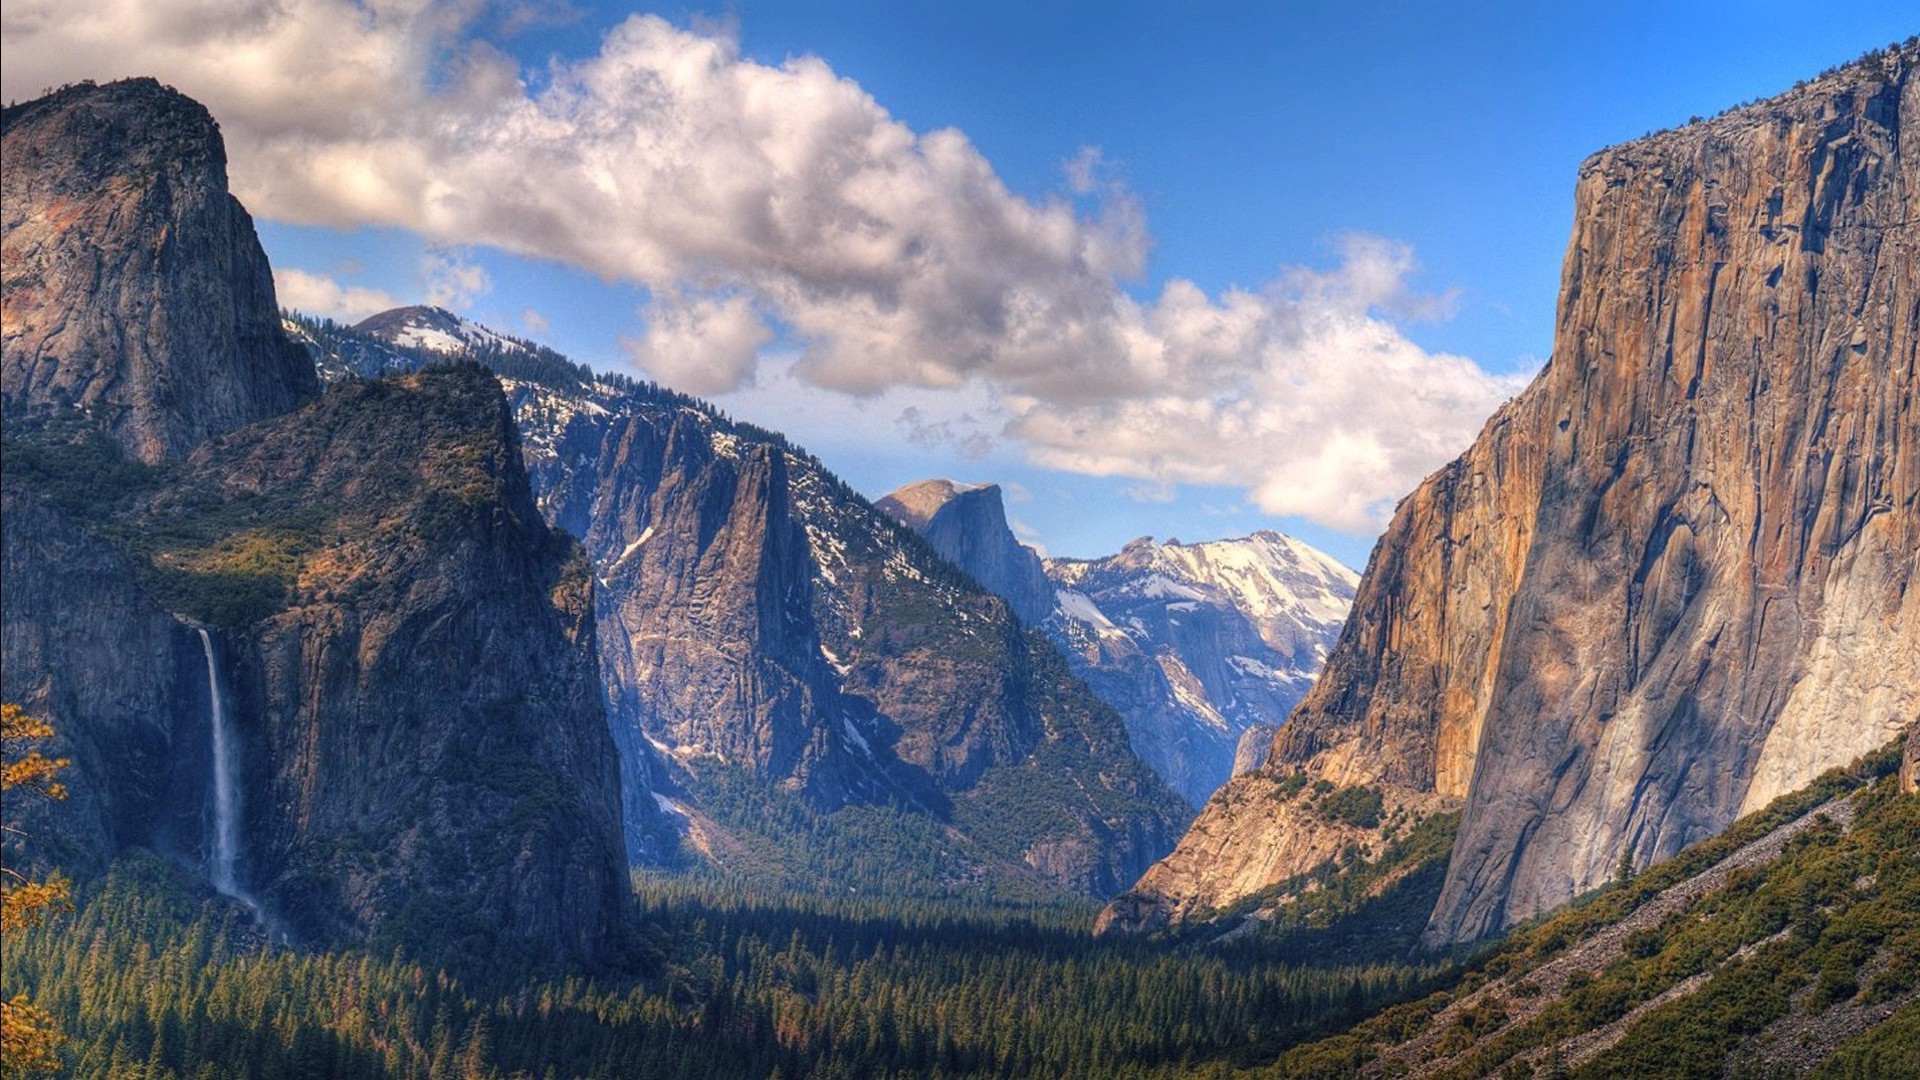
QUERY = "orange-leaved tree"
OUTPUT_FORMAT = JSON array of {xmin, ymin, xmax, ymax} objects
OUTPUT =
[{"xmin": 1, "ymin": 702, "xmax": 70, "ymax": 1077}]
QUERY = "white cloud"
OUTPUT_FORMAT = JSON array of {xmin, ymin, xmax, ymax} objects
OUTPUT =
[
  {"xmin": 0, "ymin": 3, "xmax": 1525, "ymax": 532},
  {"xmin": 272, "ymin": 267, "xmax": 400, "ymax": 323},
  {"xmin": 621, "ymin": 293, "xmax": 770, "ymax": 396},
  {"xmin": 422, "ymin": 249, "xmax": 491, "ymax": 309},
  {"xmin": 520, "ymin": 307, "xmax": 550, "ymax": 335}
]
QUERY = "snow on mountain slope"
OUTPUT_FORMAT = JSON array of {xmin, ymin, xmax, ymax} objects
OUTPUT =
[{"xmin": 1045, "ymin": 533, "xmax": 1358, "ymax": 806}]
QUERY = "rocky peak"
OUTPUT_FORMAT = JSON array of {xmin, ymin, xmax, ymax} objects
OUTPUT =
[
  {"xmin": 352, "ymin": 305, "xmax": 530, "ymax": 357},
  {"xmin": 876, "ymin": 479, "xmax": 1055, "ymax": 625},
  {"xmin": 1, "ymin": 78, "xmax": 318, "ymax": 462}
]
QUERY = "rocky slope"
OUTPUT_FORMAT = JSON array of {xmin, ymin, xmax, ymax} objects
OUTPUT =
[
  {"xmin": 1273, "ymin": 747, "xmax": 1915, "ymax": 1079},
  {"xmin": 1, "ymin": 81, "xmax": 627, "ymax": 964},
  {"xmin": 1107, "ymin": 44, "xmax": 1920, "ymax": 944},
  {"xmin": 1, "ymin": 79, "xmax": 318, "ymax": 463},
  {"xmin": 290, "ymin": 309, "xmax": 1190, "ymax": 899}
]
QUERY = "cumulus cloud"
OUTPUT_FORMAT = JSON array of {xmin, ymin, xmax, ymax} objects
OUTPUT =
[
  {"xmin": 272, "ymin": 267, "xmax": 400, "ymax": 323},
  {"xmin": 0, "ymin": 2, "xmax": 1526, "ymax": 531},
  {"xmin": 621, "ymin": 293, "xmax": 770, "ymax": 395},
  {"xmin": 422, "ymin": 249, "xmax": 491, "ymax": 309}
]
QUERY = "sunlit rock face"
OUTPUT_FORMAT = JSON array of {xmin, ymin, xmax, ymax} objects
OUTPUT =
[{"xmin": 1105, "ymin": 45, "xmax": 1920, "ymax": 944}]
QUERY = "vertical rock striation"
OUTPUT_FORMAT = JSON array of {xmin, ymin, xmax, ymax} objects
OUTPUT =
[
  {"xmin": 1, "ymin": 80, "xmax": 318, "ymax": 461},
  {"xmin": 1107, "ymin": 44, "xmax": 1920, "ymax": 942},
  {"xmin": 294, "ymin": 309, "xmax": 1192, "ymax": 899}
]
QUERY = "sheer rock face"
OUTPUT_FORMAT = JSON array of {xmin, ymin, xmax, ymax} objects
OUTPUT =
[
  {"xmin": 1, "ymin": 79, "xmax": 317, "ymax": 462},
  {"xmin": 293, "ymin": 307, "xmax": 1191, "ymax": 900},
  {"xmin": 1108, "ymin": 48, "xmax": 1920, "ymax": 943},
  {"xmin": 4, "ymin": 371, "xmax": 631, "ymax": 963},
  {"xmin": 0, "ymin": 486, "xmax": 204, "ymax": 874},
  {"xmin": 876, "ymin": 480, "xmax": 1056, "ymax": 626},
  {"xmin": 204, "ymin": 371, "xmax": 627, "ymax": 961},
  {"xmin": 1, "ymin": 79, "xmax": 625, "ymax": 962}
]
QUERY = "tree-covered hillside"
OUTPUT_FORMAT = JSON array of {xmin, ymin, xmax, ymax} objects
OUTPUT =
[{"xmin": 6, "ymin": 742, "xmax": 1912, "ymax": 1078}]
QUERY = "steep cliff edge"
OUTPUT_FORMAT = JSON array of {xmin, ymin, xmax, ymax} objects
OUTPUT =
[
  {"xmin": 4, "ymin": 370, "xmax": 631, "ymax": 962},
  {"xmin": 1, "ymin": 79, "xmax": 318, "ymax": 462},
  {"xmin": 1107, "ymin": 44, "xmax": 1920, "ymax": 943}
]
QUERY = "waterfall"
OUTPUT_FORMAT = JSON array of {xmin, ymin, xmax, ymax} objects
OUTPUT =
[{"xmin": 197, "ymin": 627, "xmax": 245, "ymax": 899}]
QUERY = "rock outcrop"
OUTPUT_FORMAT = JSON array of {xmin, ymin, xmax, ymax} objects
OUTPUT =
[
  {"xmin": 1901, "ymin": 725, "xmax": 1918, "ymax": 796},
  {"xmin": 876, "ymin": 480, "xmax": 1056, "ymax": 625},
  {"xmin": 1, "ymin": 79, "xmax": 318, "ymax": 462},
  {"xmin": 1107, "ymin": 44, "xmax": 1920, "ymax": 943}
]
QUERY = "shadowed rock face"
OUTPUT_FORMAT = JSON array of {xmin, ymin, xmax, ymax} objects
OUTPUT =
[
  {"xmin": 1107, "ymin": 46, "xmax": 1920, "ymax": 943},
  {"xmin": 4, "ymin": 371, "xmax": 631, "ymax": 964},
  {"xmin": 521, "ymin": 397, "xmax": 1190, "ymax": 898},
  {"xmin": 292, "ymin": 309, "xmax": 1192, "ymax": 899},
  {"xmin": 876, "ymin": 480, "xmax": 1056, "ymax": 626},
  {"xmin": 1, "ymin": 79, "xmax": 318, "ymax": 462},
  {"xmin": 188, "ymin": 370, "xmax": 628, "ymax": 962}
]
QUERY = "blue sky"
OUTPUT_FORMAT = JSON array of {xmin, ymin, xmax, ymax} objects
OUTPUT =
[{"xmin": 5, "ymin": 2, "xmax": 1913, "ymax": 568}]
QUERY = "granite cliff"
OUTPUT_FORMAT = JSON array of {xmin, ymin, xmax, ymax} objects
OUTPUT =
[
  {"xmin": 876, "ymin": 480, "xmax": 1056, "ymax": 626},
  {"xmin": 1, "ymin": 79, "xmax": 318, "ymax": 462},
  {"xmin": 1, "ymin": 81, "xmax": 628, "ymax": 964},
  {"xmin": 1106, "ymin": 44, "xmax": 1920, "ymax": 943}
]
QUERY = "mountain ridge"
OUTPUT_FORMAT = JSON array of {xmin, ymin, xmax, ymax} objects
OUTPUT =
[
  {"xmin": 293, "ymin": 305, "xmax": 1193, "ymax": 900},
  {"xmin": 875, "ymin": 478, "xmax": 1358, "ymax": 807}
]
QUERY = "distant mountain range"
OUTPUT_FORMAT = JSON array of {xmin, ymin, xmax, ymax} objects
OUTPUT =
[{"xmin": 876, "ymin": 480, "xmax": 1358, "ymax": 806}]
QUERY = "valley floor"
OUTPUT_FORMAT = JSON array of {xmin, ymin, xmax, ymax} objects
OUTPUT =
[{"xmin": 5, "ymin": 749, "xmax": 1912, "ymax": 1079}]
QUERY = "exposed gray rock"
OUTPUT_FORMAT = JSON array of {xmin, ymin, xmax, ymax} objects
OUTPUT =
[
  {"xmin": 1, "ymin": 79, "xmax": 318, "ymax": 462},
  {"xmin": 1045, "ymin": 533, "xmax": 1357, "ymax": 806},
  {"xmin": 301, "ymin": 311, "xmax": 1192, "ymax": 899},
  {"xmin": 877, "ymin": 480, "xmax": 1056, "ymax": 625}
]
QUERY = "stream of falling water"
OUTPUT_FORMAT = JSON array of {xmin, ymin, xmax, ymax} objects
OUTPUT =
[{"xmin": 197, "ymin": 627, "xmax": 244, "ymax": 899}]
